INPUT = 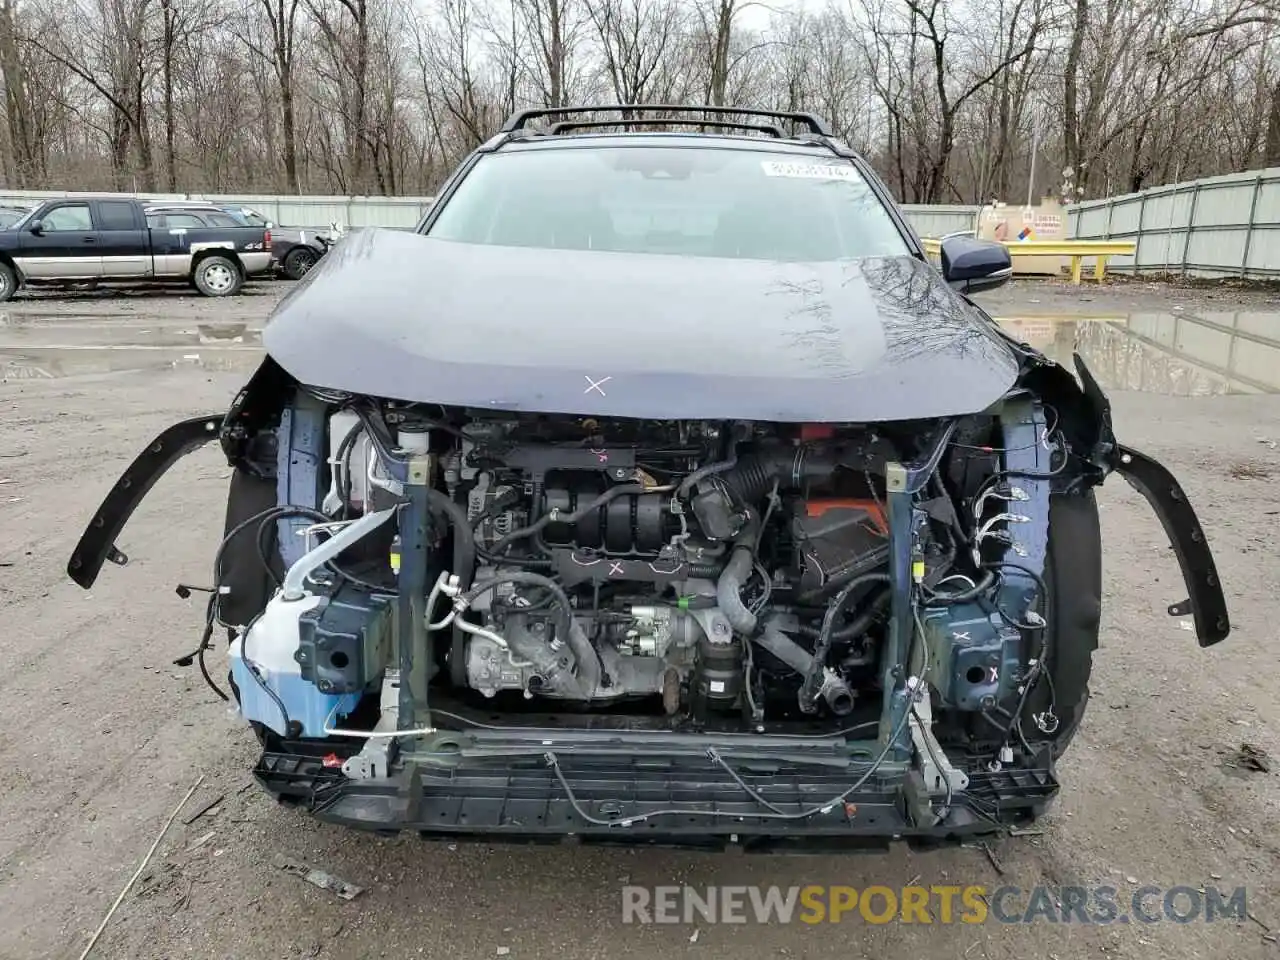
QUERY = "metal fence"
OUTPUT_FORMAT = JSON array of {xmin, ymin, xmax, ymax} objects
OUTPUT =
[
  {"xmin": 900, "ymin": 204, "xmax": 980, "ymax": 239},
  {"xmin": 0, "ymin": 187, "xmax": 981, "ymax": 238},
  {"xmin": 14, "ymin": 178, "xmax": 1280, "ymax": 281},
  {"xmin": 1067, "ymin": 168, "xmax": 1280, "ymax": 279}
]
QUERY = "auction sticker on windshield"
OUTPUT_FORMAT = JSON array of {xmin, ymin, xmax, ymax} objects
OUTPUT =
[{"xmin": 761, "ymin": 161, "xmax": 857, "ymax": 180}]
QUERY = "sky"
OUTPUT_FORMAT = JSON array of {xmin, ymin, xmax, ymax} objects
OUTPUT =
[{"xmin": 736, "ymin": 0, "xmax": 812, "ymax": 33}]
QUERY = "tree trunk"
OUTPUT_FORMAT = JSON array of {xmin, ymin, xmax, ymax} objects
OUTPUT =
[
  {"xmin": 0, "ymin": 0, "xmax": 32, "ymax": 187},
  {"xmin": 1063, "ymin": 0, "xmax": 1087, "ymax": 176},
  {"xmin": 161, "ymin": 0, "xmax": 177, "ymax": 192},
  {"xmin": 281, "ymin": 65, "xmax": 299, "ymax": 191}
]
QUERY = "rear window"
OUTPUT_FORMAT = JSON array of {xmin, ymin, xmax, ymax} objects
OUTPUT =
[
  {"xmin": 232, "ymin": 209, "xmax": 269, "ymax": 226},
  {"xmin": 149, "ymin": 212, "xmax": 208, "ymax": 229},
  {"xmin": 208, "ymin": 212, "xmax": 243, "ymax": 227},
  {"xmin": 97, "ymin": 200, "xmax": 137, "ymax": 231},
  {"xmin": 425, "ymin": 146, "xmax": 909, "ymax": 261}
]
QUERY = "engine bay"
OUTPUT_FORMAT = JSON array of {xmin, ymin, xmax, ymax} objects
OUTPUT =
[
  {"xmin": 212, "ymin": 387, "xmax": 1078, "ymax": 802},
  {"xmin": 60, "ymin": 339, "xmax": 1233, "ymax": 839}
]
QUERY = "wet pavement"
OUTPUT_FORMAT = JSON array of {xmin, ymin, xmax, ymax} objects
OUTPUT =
[
  {"xmin": 1, "ymin": 293, "xmax": 1277, "ymax": 398},
  {"xmin": 4, "ymin": 280, "xmax": 1280, "ymax": 960},
  {"xmin": 999, "ymin": 312, "xmax": 1280, "ymax": 396}
]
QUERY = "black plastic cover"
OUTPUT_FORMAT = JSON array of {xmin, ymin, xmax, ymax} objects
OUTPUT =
[{"xmin": 297, "ymin": 582, "xmax": 396, "ymax": 693}]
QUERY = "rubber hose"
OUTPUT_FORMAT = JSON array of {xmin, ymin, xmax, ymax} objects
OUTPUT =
[
  {"xmin": 677, "ymin": 453, "xmax": 738, "ymax": 499},
  {"xmin": 795, "ymin": 586, "xmax": 892, "ymax": 641},
  {"xmin": 716, "ymin": 514, "xmax": 761, "ymax": 635},
  {"xmin": 798, "ymin": 572, "xmax": 891, "ymax": 711},
  {"xmin": 755, "ymin": 622, "xmax": 856, "ymax": 716},
  {"xmin": 686, "ymin": 563, "xmax": 723, "ymax": 579},
  {"xmin": 718, "ymin": 448, "xmax": 839, "ymax": 504},
  {"xmin": 425, "ymin": 488, "xmax": 476, "ymax": 589},
  {"xmin": 925, "ymin": 569, "xmax": 997, "ymax": 604}
]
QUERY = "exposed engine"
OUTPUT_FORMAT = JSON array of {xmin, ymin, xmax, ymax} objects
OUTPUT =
[{"xmin": 225, "ymin": 395, "xmax": 1056, "ymax": 754}]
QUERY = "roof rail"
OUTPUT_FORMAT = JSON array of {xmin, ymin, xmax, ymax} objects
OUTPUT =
[
  {"xmin": 547, "ymin": 118, "xmax": 786, "ymax": 138},
  {"xmin": 500, "ymin": 104, "xmax": 833, "ymax": 136}
]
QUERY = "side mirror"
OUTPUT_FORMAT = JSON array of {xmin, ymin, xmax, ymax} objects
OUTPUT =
[
  {"xmin": 940, "ymin": 236, "xmax": 1012, "ymax": 293},
  {"xmin": 28, "ymin": 219, "xmax": 43, "ymax": 235}
]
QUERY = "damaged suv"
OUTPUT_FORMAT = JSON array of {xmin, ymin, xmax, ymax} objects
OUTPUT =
[{"xmin": 69, "ymin": 106, "xmax": 1229, "ymax": 849}]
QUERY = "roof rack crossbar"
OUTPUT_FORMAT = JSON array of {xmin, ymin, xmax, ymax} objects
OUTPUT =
[
  {"xmin": 547, "ymin": 118, "xmax": 786, "ymax": 137},
  {"xmin": 501, "ymin": 104, "xmax": 833, "ymax": 136}
]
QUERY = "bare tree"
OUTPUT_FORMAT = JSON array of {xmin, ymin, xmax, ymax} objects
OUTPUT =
[
  {"xmin": 585, "ymin": 0, "xmax": 686, "ymax": 106},
  {"xmin": 0, "ymin": 0, "xmax": 1273, "ymax": 199}
]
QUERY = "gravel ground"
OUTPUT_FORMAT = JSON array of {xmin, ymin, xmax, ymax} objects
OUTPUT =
[{"xmin": 1, "ymin": 278, "xmax": 1278, "ymax": 959}]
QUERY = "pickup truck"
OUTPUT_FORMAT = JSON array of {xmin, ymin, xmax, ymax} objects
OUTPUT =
[{"xmin": 0, "ymin": 196, "xmax": 272, "ymax": 300}]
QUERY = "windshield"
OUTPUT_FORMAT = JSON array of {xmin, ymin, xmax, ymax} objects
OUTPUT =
[{"xmin": 426, "ymin": 145, "xmax": 910, "ymax": 261}]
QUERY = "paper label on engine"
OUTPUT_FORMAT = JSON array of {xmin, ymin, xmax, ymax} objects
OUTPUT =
[{"xmin": 761, "ymin": 161, "xmax": 857, "ymax": 180}]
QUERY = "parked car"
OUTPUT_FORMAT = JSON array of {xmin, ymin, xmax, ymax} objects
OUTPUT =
[
  {"xmin": 0, "ymin": 203, "xmax": 34, "ymax": 228},
  {"xmin": 0, "ymin": 197, "xmax": 270, "ymax": 300},
  {"xmin": 67, "ymin": 105, "xmax": 1228, "ymax": 849},
  {"xmin": 151, "ymin": 200, "xmax": 341, "ymax": 279}
]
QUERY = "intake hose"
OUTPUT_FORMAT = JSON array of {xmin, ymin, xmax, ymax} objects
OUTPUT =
[
  {"xmin": 715, "ymin": 511, "xmax": 762, "ymax": 635},
  {"xmin": 754, "ymin": 621, "xmax": 855, "ymax": 716},
  {"xmin": 798, "ymin": 572, "xmax": 892, "ymax": 713},
  {"xmin": 716, "ymin": 447, "xmax": 841, "ymax": 504}
]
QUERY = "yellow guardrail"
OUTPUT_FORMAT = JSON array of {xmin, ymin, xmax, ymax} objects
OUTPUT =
[{"xmin": 919, "ymin": 238, "xmax": 1136, "ymax": 284}]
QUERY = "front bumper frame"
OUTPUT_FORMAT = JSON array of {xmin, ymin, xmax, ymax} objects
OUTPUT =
[{"xmin": 254, "ymin": 735, "xmax": 1058, "ymax": 849}]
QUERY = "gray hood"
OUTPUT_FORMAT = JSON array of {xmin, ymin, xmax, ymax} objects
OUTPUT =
[{"xmin": 261, "ymin": 227, "xmax": 1019, "ymax": 422}]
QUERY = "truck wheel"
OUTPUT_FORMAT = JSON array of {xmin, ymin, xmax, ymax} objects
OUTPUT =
[
  {"xmin": 0, "ymin": 262, "xmax": 17, "ymax": 302},
  {"xmin": 282, "ymin": 246, "xmax": 318, "ymax": 280},
  {"xmin": 193, "ymin": 255, "xmax": 244, "ymax": 297}
]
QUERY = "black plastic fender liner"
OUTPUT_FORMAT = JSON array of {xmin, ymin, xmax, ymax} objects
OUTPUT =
[
  {"xmin": 67, "ymin": 414, "xmax": 225, "ymax": 589},
  {"xmin": 1054, "ymin": 354, "xmax": 1228, "ymax": 648},
  {"xmin": 1111, "ymin": 444, "xmax": 1230, "ymax": 647}
]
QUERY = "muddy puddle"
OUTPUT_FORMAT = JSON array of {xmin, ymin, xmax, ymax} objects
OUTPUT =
[
  {"xmin": 0, "ymin": 345, "xmax": 261, "ymax": 380},
  {"xmin": 0, "ymin": 321, "xmax": 262, "ymax": 380},
  {"xmin": 1, "ymin": 310, "xmax": 1277, "ymax": 395},
  {"xmin": 995, "ymin": 311, "xmax": 1280, "ymax": 396}
]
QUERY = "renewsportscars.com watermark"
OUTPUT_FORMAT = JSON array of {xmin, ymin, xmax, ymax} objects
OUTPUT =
[{"xmin": 622, "ymin": 884, "xmax": 1248, "ymax": 925}]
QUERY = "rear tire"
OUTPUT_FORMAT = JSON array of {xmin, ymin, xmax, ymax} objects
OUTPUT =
[
  {"xmin": 193, "ymin": 255, "xmax": 244, "ymax": 297},
  {"xmin": 282, "ymin": 246, "xmax": 318, "ymax": 280},
  {"xmin": 0, "ymin": 262, "xmax": 17, "ymax": 302}
]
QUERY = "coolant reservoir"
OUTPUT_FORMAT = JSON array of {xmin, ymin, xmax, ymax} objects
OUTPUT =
[{"xmin": 228, "ymin": 591, "xmax": 359, "ymax": 738}]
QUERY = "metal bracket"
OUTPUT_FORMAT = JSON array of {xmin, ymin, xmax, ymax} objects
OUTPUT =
[
  {"xmin": 908, "ymin": 693, "xmax": 969, "ymax": 795},
  {"xmin": 342, "ymin": 671, "xmax": 401, "ymax": 780}
]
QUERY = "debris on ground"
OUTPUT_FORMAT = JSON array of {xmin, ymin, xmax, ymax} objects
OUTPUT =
[
  {"xmin": 186, "ymin": 831, "xmax": 216, "ymax": 851},
  {"xmin": 182, "ymin": 794, "xmax": 225, "ymax": 825},
  {"xmin": 979, "ymin": 841, "xmax": 1006, "ymax": 875},
  {"xmin": 274, "ymin": 855, "xmax": 364, "ymax": 900},
  {"xmin": 77, "ymin": 774, "xmax": 204, "ymax": 960},
  {"xmin": 1226, "ymin": 743, "xmax": 1271, "ymax": 774}
]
